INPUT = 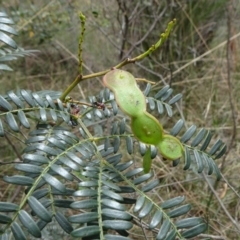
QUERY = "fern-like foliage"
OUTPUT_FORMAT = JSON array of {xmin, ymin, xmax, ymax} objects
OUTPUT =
[
  {"xmin": 0, "ymin": 12, "xmax": 38, "ymax": 71},
  {"xmin": 0, "ymin": 82, "xmax": 226, "ymax": 239}
]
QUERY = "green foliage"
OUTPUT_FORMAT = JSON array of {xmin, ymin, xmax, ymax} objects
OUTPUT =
[
  {"xmin": 0, "ymin": 11, "xmax": 228, "ymax": 240},
  {"xmin": 0, "ymin": 12, "xmax": 37, "ymax": 72}
]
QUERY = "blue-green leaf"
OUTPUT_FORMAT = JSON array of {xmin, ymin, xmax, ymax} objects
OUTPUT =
[
  {"xmin": 6, "ymin": 112, "xmax": 19, "ymax": 132},
  {"xmin": 71, "ymin": 226, "xmax": 100, "ymax": 238},
  {"xmin": 160, "ymin": 196, "xmax": 185, "ymax": 209},
  {"xmin": 18, "ymin": 210, "xmax": 41, "ymax": 238},
  {"xmin": 68, "ymin": 212, "xmax": 98, "ymax": 223},
  {"xmin": 0, "ymin": 202, "xmax": 18, "ymax": 212},
  {"xmin": 43, "ymin": 173, "xmax": 66, "ymax": 193},
  {"xmin": 102, "ymin": 208, "xmax": 132, "ymax": 220},
  {"xmin": 0, "ymin": 31, "xmax": 17, "ymax": 48},
  {"xmin": 28, "ymin": 196, "xmax": 52, "ymax": 222},
  {"xmin": 55, "ymin": 212, "xmax": 73, "ymax": 234},
  {"xmin": 149, "ymin": 210, "xmax": 162, "ymax": 229},
  {"xmin": 103, "ymin": 220, "xmax": 133, "ymax": 230},
  {"xmin": 182, "ymin": 223, "xmax": 207, "ymax": 238},
  {"xmin": 11, "ymin": 222, "xmax": 26, "ymax": 240},
  {"xmin": 156, "ymin": 219, "xmax": 171, "ymax": 240}
]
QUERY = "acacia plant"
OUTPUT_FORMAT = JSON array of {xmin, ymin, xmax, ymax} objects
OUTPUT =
[{"xmin": 0, "ymin": 12, "xmax": 226, "ymax": 240}]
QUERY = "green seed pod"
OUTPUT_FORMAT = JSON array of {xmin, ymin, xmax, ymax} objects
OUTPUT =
[
  {"xmin": 131, "ymin": 111, "xmax": 163, "ymax": 145},
  {"xmin": 157, "ymin": 134, "xmax": 184, "ymax": 160},
  {"xmin": 103, "ymin": 69, "xmax": 146, "ymax": 117},
  {"xmin": 102, "ymin": 69, "xmax": 183, "ymax": 166}
]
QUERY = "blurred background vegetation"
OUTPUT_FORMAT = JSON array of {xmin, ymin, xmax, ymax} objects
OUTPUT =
[{"xmin": 1, "ymin": 0, "xmax": 240, "ymax": 239}]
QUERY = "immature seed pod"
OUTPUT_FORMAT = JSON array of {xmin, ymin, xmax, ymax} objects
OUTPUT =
[
  {"xmin": 103, "ymin": 69, "xmax": 184, "ymax": 164},
  {"xmin": 131, "ymin": 112, "xmax": 163, "ymax": 145},
  {"xmin": 103, "ymin": 69, "xmax": 146, "ymax": 117},
  {"xmin": 157, "ymin": 135, "xmax": 184, "ymax": 160}
]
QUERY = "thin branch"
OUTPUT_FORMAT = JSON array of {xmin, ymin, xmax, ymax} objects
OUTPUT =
[
  {"xmin": 116, "ymin": 0, "xmax": 129, "ymax": 59},
  {"xmin": 203, "ymin": 173, "xmax": 240, "ymax": 232},
  {"xmin": 222, "ymin": 0, "xmax": 237, "ymax": 164},
  {"xmin": 60, "ymin": 19, "xmax": 176, "ymax": 101},
  {"xmin": 4, "ymin": 135, "xmax": 23, "ymax": 161},
  {"xmin": 122, "ymin": 7, "xmax": 167, "ymax": 59},
  {"xmin": 153, "ymin": 30, "xmax": 240, "ymax": 89}
]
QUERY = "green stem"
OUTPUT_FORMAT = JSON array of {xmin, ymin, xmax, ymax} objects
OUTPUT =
[
  {"xmin": 78, "ymin": 12, "xmax": 86, "ymax": 75},
  {"xmin": 60, "ymin": 19, "xmax": 176, "ymax": 101}
]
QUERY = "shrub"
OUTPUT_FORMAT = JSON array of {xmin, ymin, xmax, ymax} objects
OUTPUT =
[{"xmin": 0, "ymin": 12, "xmax": 227, "ymax": 240}]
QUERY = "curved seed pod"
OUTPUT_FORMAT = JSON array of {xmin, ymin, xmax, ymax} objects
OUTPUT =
[
  {"xmin": 103, "ymin": 69, "xmax": 146, "ymax": 117},
  {"xmin": 157, "ymin": 134, "xmax": 184, "ymax": 160},
  {"xmin": 103, "ymin": 69, "xmax": 183, "ymax": 164},
  {"xmin": 131, "ymin": 112, "xmax": 163, "ymax": 145}
]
